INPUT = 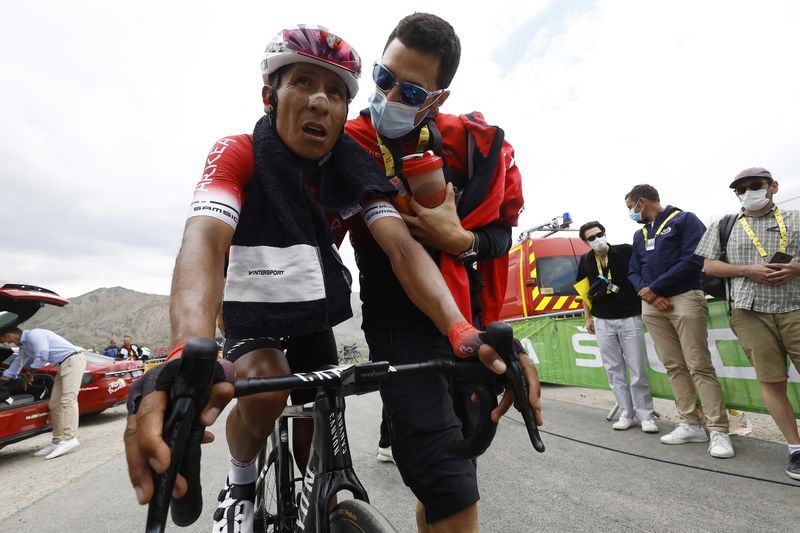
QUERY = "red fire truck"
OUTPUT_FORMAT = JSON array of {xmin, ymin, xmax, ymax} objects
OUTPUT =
[{"xmin": 499, "ymin": 213, "xmax": 590, "ymax": 320}]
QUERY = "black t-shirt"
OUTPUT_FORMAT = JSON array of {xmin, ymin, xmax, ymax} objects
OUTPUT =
[{"xmin": 576, "ymin": 244, "xmax": 641, "ymax": 319}]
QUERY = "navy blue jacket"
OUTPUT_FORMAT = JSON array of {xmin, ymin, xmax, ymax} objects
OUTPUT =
[{"xmin": 628, "ymin": 205, "xmax": 706, "ymax": 297}]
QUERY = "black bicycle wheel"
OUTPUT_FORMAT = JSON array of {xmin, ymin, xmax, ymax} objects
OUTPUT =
[
  {"xmin": 329, "ymin": 499, "xmax": 397, "ymax": 533},
  {"xmin": 254, "ymin": 428, "xmax": 293, "ymax": 532}
]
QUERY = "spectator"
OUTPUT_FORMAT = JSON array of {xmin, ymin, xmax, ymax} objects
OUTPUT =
[
  {"xmin": 625, "ymin": 184, "xmax": 734, "ymax": 458},
  {"xmin": 117, "ymin": 335, "xmax": 142, "ymax": 361},
  {"xmin": 576, "ymin": 221, "xmax": 658, "ymax": 433},
  {"xmin": 0, "ymin": 326, "xmax": 86, "ymax": 459},
  {"xmin": 103, "ymin": 339, "xmax": 119, "ymax": 358},
  {"xmin": 696, "ymin": 167, "xmax": 800, "ymax": 479}
]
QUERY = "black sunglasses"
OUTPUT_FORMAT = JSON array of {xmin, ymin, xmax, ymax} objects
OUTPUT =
[
  {"xmin": 734, "ymin": 180, "xmax": 770, "ymax": 196},
  {"xmin": 586, "ymin": 231, "xmax": 605, "ymax": 242},
  {"xmin": 372, "ymin": 63, "xmax": 442, "ymax": 107}
]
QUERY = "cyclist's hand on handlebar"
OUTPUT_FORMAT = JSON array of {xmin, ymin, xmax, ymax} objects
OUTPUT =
[
  {"xmin": 491, "ymin": 352, "xmax": 543, "ymax": 425},
  {"xmin": 123, "ymin": 347, "xmax": 234, "ymax": 505}
]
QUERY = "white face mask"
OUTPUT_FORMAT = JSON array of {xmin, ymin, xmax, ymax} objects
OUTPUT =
[
  {"xmin": 739, "ymin": 188, "xmax": 771, "ymax": 211},
  {"xmin": 589, "ymin": 236, "xmax": 607, "ymax": 251},
  {"xmin": 368, "ymin": 89, "xmax": 423, "ymax": 139}
]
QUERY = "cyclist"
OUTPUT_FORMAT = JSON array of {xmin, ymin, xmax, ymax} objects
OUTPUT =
[
  {"xmin": 123, "ymin": 24, "xmax": 525, "ymax": 533},
  {"xmin": 344, "ymin": 13, "xmax": 541, "ymax": 532}
]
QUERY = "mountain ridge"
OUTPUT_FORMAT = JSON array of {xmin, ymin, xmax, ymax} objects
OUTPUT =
[{"xmin": 24, "ymin": 286, "xmax": 367, "ymax": 355}]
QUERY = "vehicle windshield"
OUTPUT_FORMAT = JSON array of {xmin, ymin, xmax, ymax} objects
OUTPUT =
[{"xmin": 536, "ymin": 256, "xmax": 580, "ymax": 295}]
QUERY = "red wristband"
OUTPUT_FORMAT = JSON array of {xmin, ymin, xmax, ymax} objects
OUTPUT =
[{"xmin": 447, "ymin": 321, "xmax": 482, "ymax": 359}]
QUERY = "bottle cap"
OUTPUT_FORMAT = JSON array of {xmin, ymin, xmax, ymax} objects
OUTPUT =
[{"xmin": 401, "ymin": 150, "xmax": 443, "ymax": 178}]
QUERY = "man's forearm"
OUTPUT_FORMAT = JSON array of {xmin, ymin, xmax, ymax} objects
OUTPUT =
[
  {"xmin": 169, "ymin": 220, "xmax": 230, "ymax": 347},
  {"xmin": 704, "ymin": 258, "xmax": 747, "ymax": 278},
  {"xmin": 473, "ymin": 224, "xmax": 513, "ymax": 260},
  {"xmin": 392, "ymin": 242, "xmax": 464, "ymax": 334}
]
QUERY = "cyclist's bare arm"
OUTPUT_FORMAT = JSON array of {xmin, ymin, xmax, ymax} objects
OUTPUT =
[
  {"xmin": 170, "ymin": 217, "xmax": 231, "ymax": 346},
  {"xmin": 367, "ymin": 215, "xmax": 465, "ymax": 336},
  {"xmin": 125, "ymin": 217, "xmax": 235, "ymax": 505}
]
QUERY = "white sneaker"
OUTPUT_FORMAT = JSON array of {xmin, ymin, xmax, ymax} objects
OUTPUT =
[
  {"xmin": 44, "ymin": 438, "xmax": 80, "ymax": 459},
  {"xmin": 612, "ymin": 417, "xmax": 634, "ymax": 430},
  {"xmin": 376, "ymin": 446, "xmax": 395, "ymax": 463},
  {"xmin": 33, "ymin": 443, "xmax": 57, "ymax": 457},
  {"xmin": 659, "ymin": 423, "xmax": 708, "ymax": 444},
  {"xmin": 640, "ymin": 419, "xmax": 659, "ymax": 433},
  {"xmin": 708, "ymin": 431, "xmax": 735, "ymax": 458}
]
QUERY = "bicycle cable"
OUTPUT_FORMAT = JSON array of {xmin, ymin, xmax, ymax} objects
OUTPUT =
[{"xmin": 502, "ymin": 413, "xmax": 800, "ymax": 489}]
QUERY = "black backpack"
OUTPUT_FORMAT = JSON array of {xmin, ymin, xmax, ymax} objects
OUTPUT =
[{"xmin": 701, "ymin": 214, "xmax": 738, "ymax": 299}]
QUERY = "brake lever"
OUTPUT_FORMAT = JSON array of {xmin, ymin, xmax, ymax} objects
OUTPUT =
[
  {"xmin": 145, "ymin": 338, "xmax": 218, "ymax": 533},
  {"xmin": 484, "ymin": 322, "xmax": 545, "ymax": 453}
]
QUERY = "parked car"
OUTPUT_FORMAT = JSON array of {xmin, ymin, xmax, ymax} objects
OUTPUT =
[{"xmin": 0, "ymin": 282, "xmax": 143, "ymax": 450}]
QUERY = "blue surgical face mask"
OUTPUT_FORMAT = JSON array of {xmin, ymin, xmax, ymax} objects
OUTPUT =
[
  {"xmin": 368, "ymin": 89, "xmax": 422, "ymax": 139},
  {"xmin": 628, "ymin": 200, "xmax": 644, "ymax": 223}
]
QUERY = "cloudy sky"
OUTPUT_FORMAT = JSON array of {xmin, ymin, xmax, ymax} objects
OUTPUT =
[{"xmin": 2, "ymin": 0, "xmax": 799, "ymax": 298}]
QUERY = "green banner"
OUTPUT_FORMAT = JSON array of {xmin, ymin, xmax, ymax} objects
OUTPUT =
[{"xmin": 511, "ymin": 300, "xmax": 800, "ymax": 417}]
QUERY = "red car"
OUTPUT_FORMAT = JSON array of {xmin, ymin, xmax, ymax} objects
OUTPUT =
[{"xmin": 0, "ymin": 283, "xmax": 144, "ymax": 449}]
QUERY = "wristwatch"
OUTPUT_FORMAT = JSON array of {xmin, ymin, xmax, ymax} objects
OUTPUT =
[{"xmin": 458, "ymin": 232, "xmax": 479, "ymax": 264}]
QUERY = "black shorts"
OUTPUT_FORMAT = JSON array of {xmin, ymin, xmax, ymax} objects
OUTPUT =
[
  {"xmin": 223, "ymin": 329, "xmax": 338, "ymax": 405},
  {"xmin": 365, "ymin": 325, "xmax": 479, "ymax": 524}
]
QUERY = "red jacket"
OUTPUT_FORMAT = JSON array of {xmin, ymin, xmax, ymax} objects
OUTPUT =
[{"xmin": 346, "ymin": 111, "xmax": 523, "ymax": 325}]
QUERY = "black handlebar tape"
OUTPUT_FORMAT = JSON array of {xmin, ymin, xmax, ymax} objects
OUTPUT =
[
  {"xmin": 486, "ymin": 322, "xmax": 545, "ymax": 453},
  {"xmin": 145, "ymin": 338, "xmax": 219, "ymax": 533}
]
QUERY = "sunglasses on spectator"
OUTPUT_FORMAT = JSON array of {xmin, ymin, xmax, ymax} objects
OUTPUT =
[
  {"xmin": 734, "ymin": 180, "xmax": 770, "ymax": 195},
  {"xmin": 586, "ymin": 231, "xmax": 605, "ymax": 242},
  {"xmin": 373, "ymin": 63, "xmax": 443, "ymax": 107}
]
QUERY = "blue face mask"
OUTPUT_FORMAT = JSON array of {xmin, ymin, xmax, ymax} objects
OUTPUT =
[
  {"xmin": 628, "ymin": 200, "xmax": 644, "ymax": 223},
  {"xmin": 367, "ymin": 89, "xmax": 420, "ymax": 138}
]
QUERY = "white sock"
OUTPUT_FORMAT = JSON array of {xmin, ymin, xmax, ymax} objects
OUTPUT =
[
  {"xmin": 228, "ymin": 455, "xmax": 258, "ymax": 485},
  {"xmin": 788, "ymin": 444, "xmax": 800, "ymax": 455}
]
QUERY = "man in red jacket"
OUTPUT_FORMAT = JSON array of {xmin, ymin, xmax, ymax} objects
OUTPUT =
[{"xmin": 345, "ymin": 13, "xmax": 536, "ymax": 532}]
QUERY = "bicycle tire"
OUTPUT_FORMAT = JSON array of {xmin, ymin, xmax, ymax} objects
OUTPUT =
[
  {"xmin": 254, "ymin": 429, "xmax": 295, "ymax": 533},
  {"xmin": 328, "ymin": 499, "xmax": 397, "ymax": 533},
  {"xmin": 253, "ymin": 434, "xmax": 277, "ymax": 533}
]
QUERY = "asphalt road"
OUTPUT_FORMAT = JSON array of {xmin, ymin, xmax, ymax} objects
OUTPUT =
[{"xmin": 2, "ymin": 393, "xmax": 799, "ymax": 532}]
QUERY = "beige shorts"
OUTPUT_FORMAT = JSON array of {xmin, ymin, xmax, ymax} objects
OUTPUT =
[{"xmin": 730, "ymin": 307, "xmax": 800, "ymax": 382}]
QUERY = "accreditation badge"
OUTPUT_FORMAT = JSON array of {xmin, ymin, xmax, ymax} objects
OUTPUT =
[{"xmin": 645, "ymin": 238, "xmax": 656, "ymax": 251}]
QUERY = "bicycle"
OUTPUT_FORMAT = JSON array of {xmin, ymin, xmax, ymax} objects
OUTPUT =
[
  {"xmin": 144, "ymin": 322, "xmax": 545, "ymax": 533},
  {"xmin": 337, "ymin": 343, "xmax": 361, "ymax": 365}
]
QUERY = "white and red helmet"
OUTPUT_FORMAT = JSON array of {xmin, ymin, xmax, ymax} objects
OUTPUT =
[{"xmin": 261, "ymin": 24, "xmax": 362, "ymax": 99}]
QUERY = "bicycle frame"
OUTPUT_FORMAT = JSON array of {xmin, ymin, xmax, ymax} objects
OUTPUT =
[{"xmin": 263, "ymin": 379, "xmax": 372, "ymax": 533}]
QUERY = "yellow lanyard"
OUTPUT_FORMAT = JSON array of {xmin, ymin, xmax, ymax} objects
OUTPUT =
[
  {"xmin": 737, "ymin": 207, "xmax": 787, "ymax": 257},
  {"xmin": 642, "ymin": 210, "xmax": 681, "ymax": 241},
  {"xmin": 376, "ymin": 124, "xmax": 431, "ymax": 177},
  {"xmin": 594, "ymin": 253, "xmax": 611, "ymax": 281}
]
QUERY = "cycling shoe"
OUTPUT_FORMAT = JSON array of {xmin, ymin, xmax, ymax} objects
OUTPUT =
[{"xmin": 211, "ymin": 477, "xmax": 255, "ymax": 533}]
